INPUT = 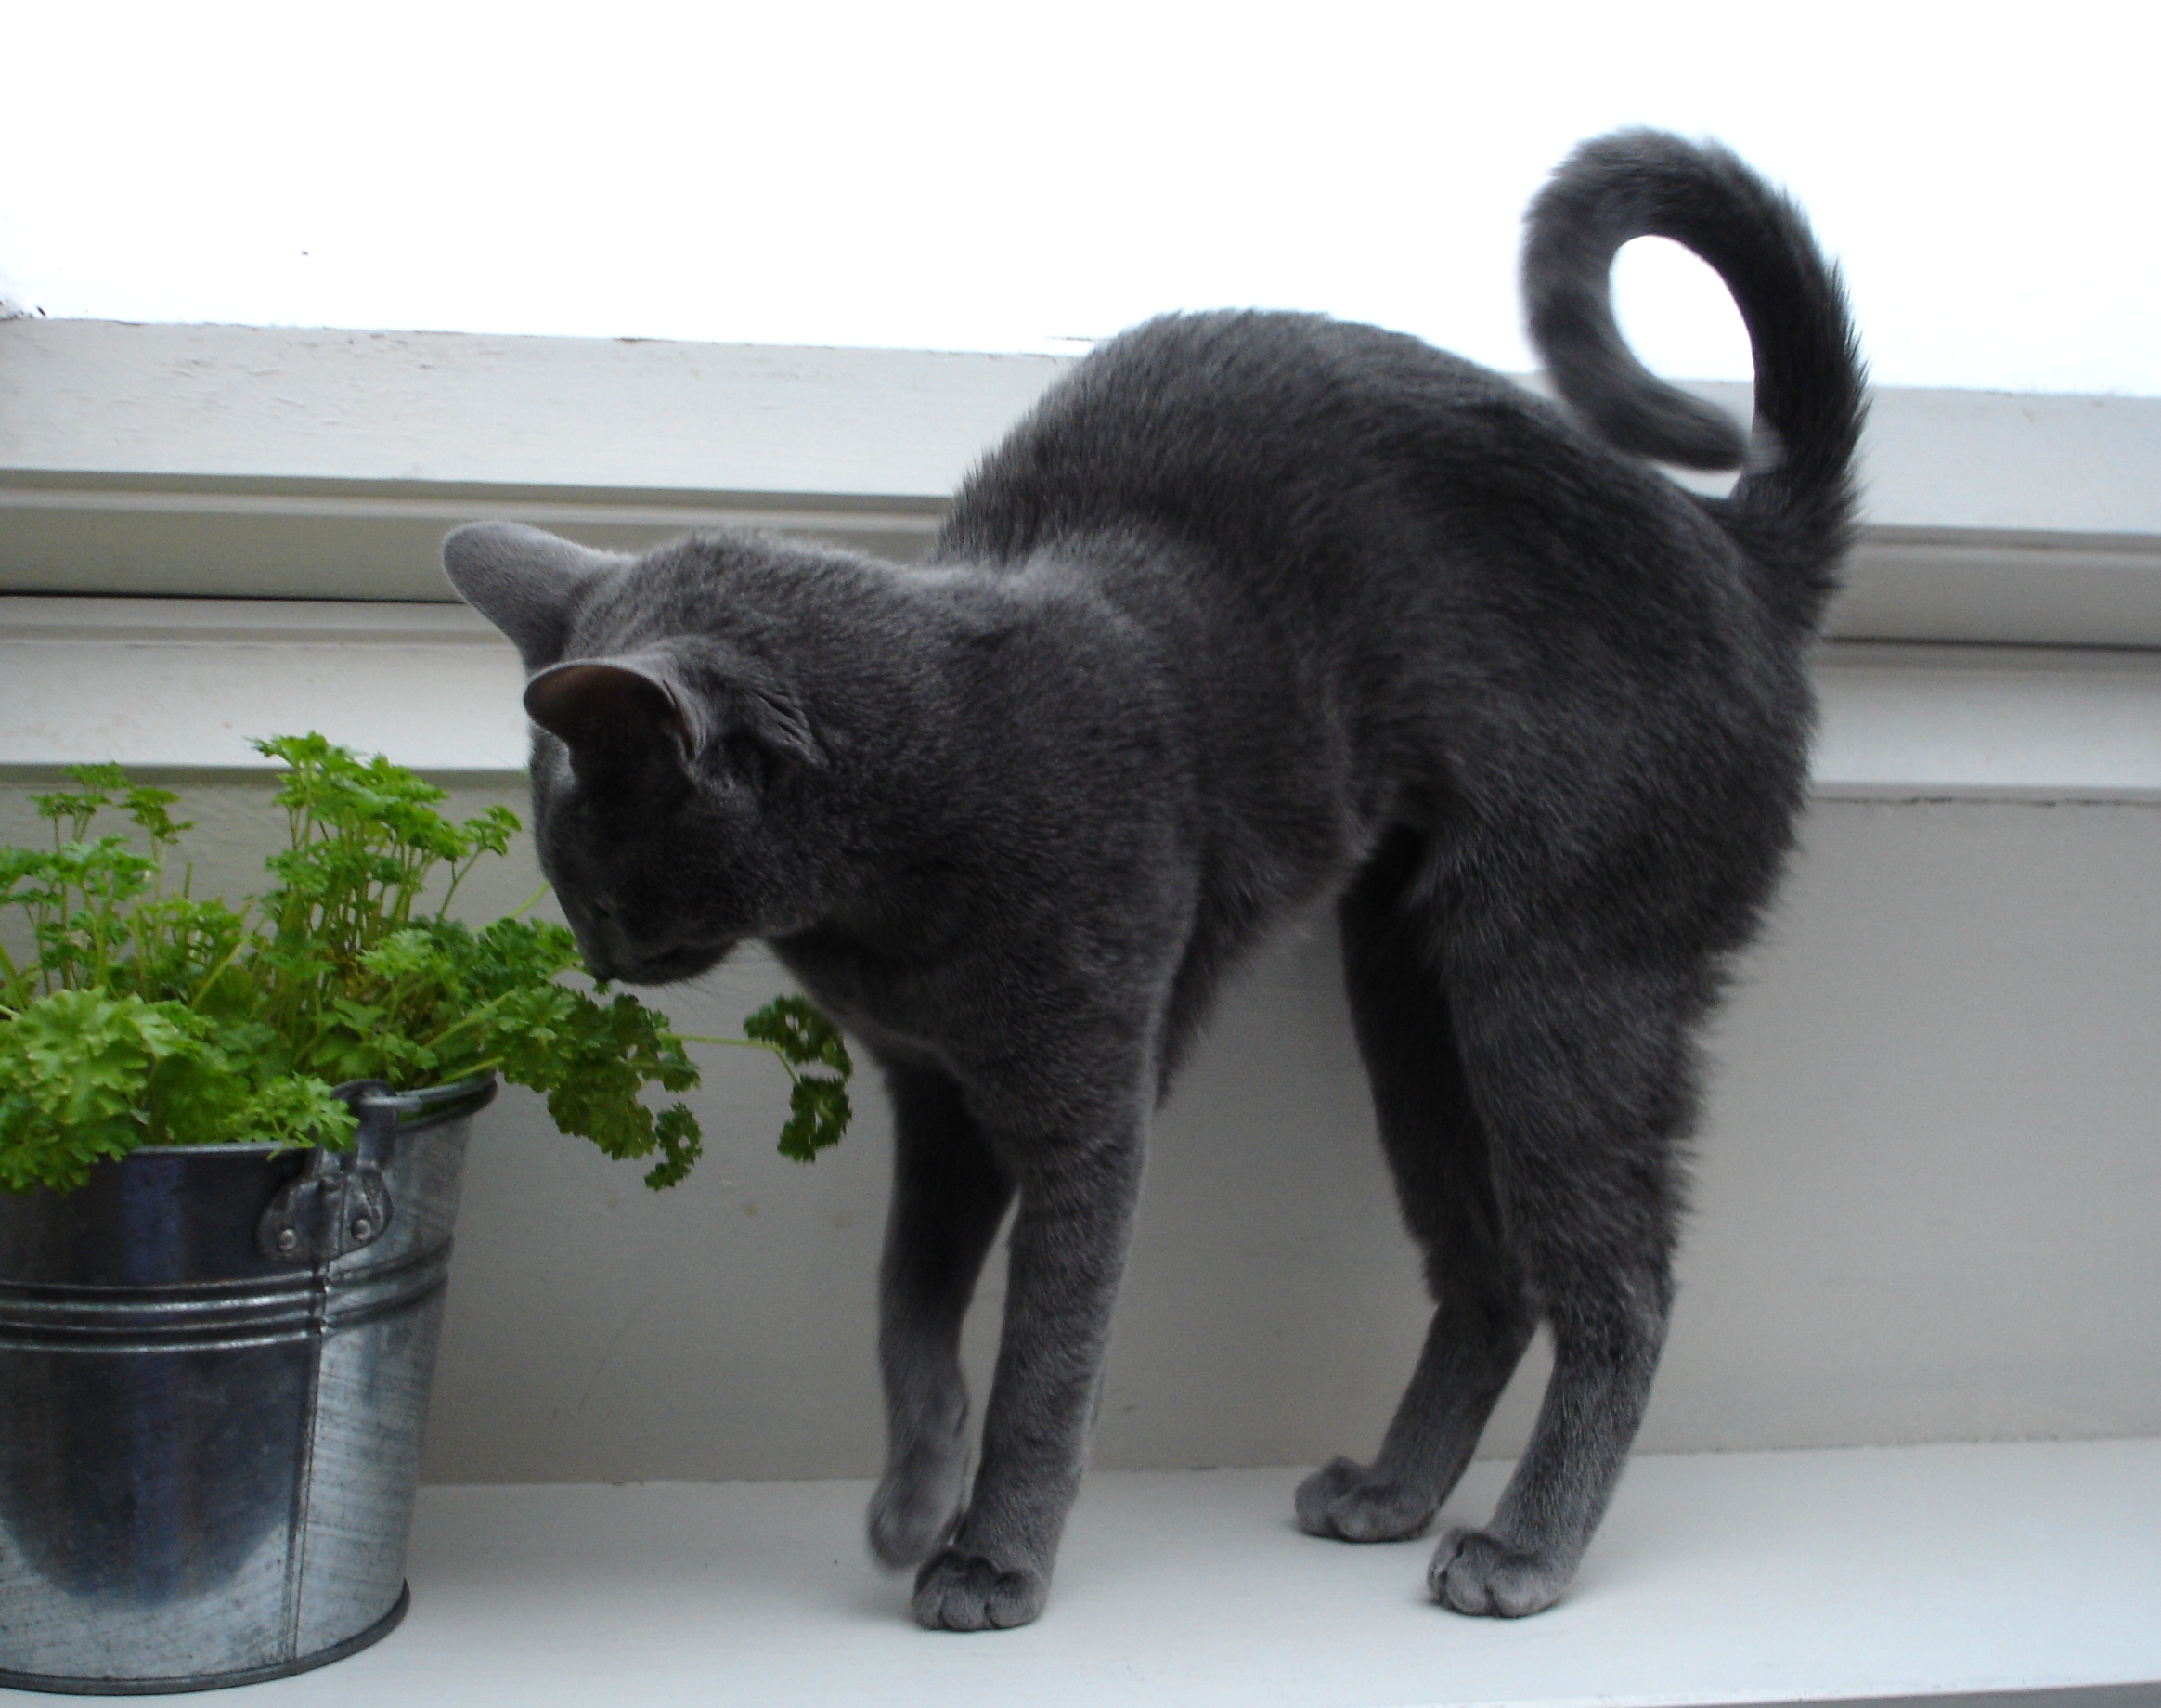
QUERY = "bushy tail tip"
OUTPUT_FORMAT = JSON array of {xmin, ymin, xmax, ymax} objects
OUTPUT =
[{"xmin": 1522, "ymin": 128, "xmax": 1868, "ymax": 627}]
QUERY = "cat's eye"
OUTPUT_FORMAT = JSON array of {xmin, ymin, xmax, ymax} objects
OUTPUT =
[{"xmin": 721, "ymin": 732, "xmax": 772, "ymax": 793}]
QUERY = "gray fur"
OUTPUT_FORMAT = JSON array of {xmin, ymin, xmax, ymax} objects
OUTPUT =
[
  {"xmin": 443, "ymin": 129, "xmax": 1865, "ymax": 1630},
  {"xmin": 442, "ymin": 521, "xmax": 628, "ymax": 670}
]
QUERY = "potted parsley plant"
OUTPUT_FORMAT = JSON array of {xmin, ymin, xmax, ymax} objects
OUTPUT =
[{"xmin": 0, "ymin": 736, "xmax": 848, "ymax": 1694}]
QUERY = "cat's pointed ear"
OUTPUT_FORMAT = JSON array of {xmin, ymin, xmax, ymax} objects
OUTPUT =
[
  {"xmin": 524, "ymin": 653, "xmax": 709, "ymax": 764},
  {"xmin": 442, "ymin": 522, "xmax": 625, "ymax": 670}
]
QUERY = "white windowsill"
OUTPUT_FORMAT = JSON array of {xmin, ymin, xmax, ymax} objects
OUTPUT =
[{"xmin": 231, "ymin": 1441, "xmax": 2158, "ymax": 1708}]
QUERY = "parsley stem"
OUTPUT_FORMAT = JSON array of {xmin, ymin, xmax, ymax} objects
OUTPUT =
[
  {"xmin": 187, "ymin": 903, "xmax": 255, "ymax": 1010},
  {"xmin": 414, "ymin": 988, "xmax": 514, "ymax": 1053},
  {"xmin": 676, "ymin": 1032, "xmax": 802, "ymax": 1080}
]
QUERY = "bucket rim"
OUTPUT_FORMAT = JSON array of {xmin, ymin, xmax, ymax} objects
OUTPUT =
[{"xmin": 110, "ymin": 1073, "xmax": 498, "ymax": 1161}]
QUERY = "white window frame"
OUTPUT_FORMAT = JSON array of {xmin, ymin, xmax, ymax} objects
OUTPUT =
[{"xmin": 6, "ymin": 317, "xmax": 2161, "ymax": 794}]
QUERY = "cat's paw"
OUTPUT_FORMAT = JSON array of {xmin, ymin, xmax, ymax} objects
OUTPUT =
[
  {"xmin": 912, "ymin": 1546, "xmax": 1049, "ymax": 1631},
  {"xmin": 1427, "ymin": 1525, "xmax": 1573, "ymax": 1618},
  {"xmin": 867, "ymin": 1452, "xmax": 966, "ymax": 1568},
  {"xmin": 1294, "ymin": 1456, "xmax": 1437, "ymax": 1543}
]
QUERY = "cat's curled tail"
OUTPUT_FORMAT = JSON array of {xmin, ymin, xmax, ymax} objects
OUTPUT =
[{"xmin": 1521, "ymin": 128, "xmax": 1867, "ymax": 630}]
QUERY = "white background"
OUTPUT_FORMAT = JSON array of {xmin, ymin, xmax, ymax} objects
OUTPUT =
[{"xmin": 4, "ymin": 0, "xmax": 2157, "ymax": 393}]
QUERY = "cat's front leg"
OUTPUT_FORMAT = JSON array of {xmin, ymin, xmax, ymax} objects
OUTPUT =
[
  {"xmin": 912, "ymin": 1119, "xmax": 1145, "ymax": 1631},
  {"xmin": 868, "ymin": 1061, "xmax": 1015, "ymax": 1569}
]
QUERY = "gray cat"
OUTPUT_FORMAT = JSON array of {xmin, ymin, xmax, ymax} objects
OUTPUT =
[{"xmin": 443, "ymin": 129, "xmax": 1864, "ymax": 1631}]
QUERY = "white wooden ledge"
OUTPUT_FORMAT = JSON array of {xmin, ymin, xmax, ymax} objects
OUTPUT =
[
  {"xmin": 7, "ymin": 321, "xmax": 2161, "ymax": 646},
  {"xmin": 228, "ymin": 1442, "xmax": 2158, "ymax": 1707},
  {"xmin": 6, "ymin": 597, "xmax": 2161, "ymax": 803}
]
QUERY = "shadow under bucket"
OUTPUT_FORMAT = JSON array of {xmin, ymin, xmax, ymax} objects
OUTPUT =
[{"xmin": 0, "ymin": 1077, "xmax": 492, "ymax": 1695}]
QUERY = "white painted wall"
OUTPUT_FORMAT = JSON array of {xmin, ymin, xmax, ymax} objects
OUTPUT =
[
  {"xmin": 412, "ymin": 794, "xmax": 2161, "ymax": 1480},
  {"xmin": 9, "ymin": 779, "xmax": 2151, "ymax": 1482}
]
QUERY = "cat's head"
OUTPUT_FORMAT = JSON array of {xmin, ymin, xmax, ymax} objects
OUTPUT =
[{"xmin": 443, "ymin": 522, "xmax": 843, "ymax": 985}]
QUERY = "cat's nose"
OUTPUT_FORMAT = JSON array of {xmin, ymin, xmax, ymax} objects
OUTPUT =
[{"xmin": 569, "ymin": 893, "xmax": 628, "ymax": 981}]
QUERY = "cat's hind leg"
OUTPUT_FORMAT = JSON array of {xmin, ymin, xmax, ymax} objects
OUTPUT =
[
  {"xmin": 867, "ymin": 1059, "xmax": 1016, "ymax": 1570},
  {"xmin": 1425, "ymin": 947, "xmax": 1696, "ymax": 1617},
  {"xmin": 1297, "ymin": 840, "xmax": 1536, "ymax": 1546}
]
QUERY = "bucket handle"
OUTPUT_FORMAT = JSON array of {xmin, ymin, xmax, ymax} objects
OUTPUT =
[
  {"xmin": 255, "ymin": 1081, "xmax": 400, "ymax": 1264},
  {"xmin": 255, "ymin": 1077, "xmax": 492, "ymax": 1264}
]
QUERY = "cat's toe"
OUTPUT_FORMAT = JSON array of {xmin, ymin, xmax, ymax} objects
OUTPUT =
[
  {"xmin": 866, "ymin": 1457, "xmax": 964, "ymax": 1568},
  {"xmin": 1293, "ymin": 1457, "xmax": 1364, "ymax": 1533},
  {"xmin": 912, "ymin": 1547, "xmax": 1048, "ymax": 1631},
  {"xmin": 1428, "ymin": 1526, "xmax": 1573, "ymax": 1617},
  {"xmin": 1295, "ymin": 1457, "xmax": 1436, "ymax": 1543}
]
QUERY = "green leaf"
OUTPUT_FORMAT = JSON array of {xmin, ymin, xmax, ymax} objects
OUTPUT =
[
  {"xmin": 123, "ymin": 783, "xmax": 189, "ymax": 847},
  {"xmin": 776, "ymin": 1072, "xmax": 852, "ymax": 1164},
  {"xmin": 0, "ymin": 990, "xmax": 190, "ymax": 1191},
  {"xmin": 643, "ymin": 1103, "xmax": 704, "ymax": 1190},
  {"xmin": 744, "ymin": 994, "xmax": 854, "ymax": 1075}
]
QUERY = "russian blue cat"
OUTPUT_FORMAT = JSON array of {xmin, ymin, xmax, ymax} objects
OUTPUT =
[{"xmin": 444, "ymin": 129, "xmax": 1864, "ymax": 1630}]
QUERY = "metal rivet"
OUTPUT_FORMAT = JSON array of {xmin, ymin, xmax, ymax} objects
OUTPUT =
[
  {"xmin": 276, "ymin": 1228, "xmax": 300, "ymax": 1255},
  {"xmin": 350, "ymin": 1218, "xmax": 373, "ymax": 1241}
]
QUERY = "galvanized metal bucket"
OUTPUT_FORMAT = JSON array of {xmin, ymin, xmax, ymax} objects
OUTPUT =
[{"xmin": 0, "ymin": 1076, "xmax": 493, "ymax": 1695}]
